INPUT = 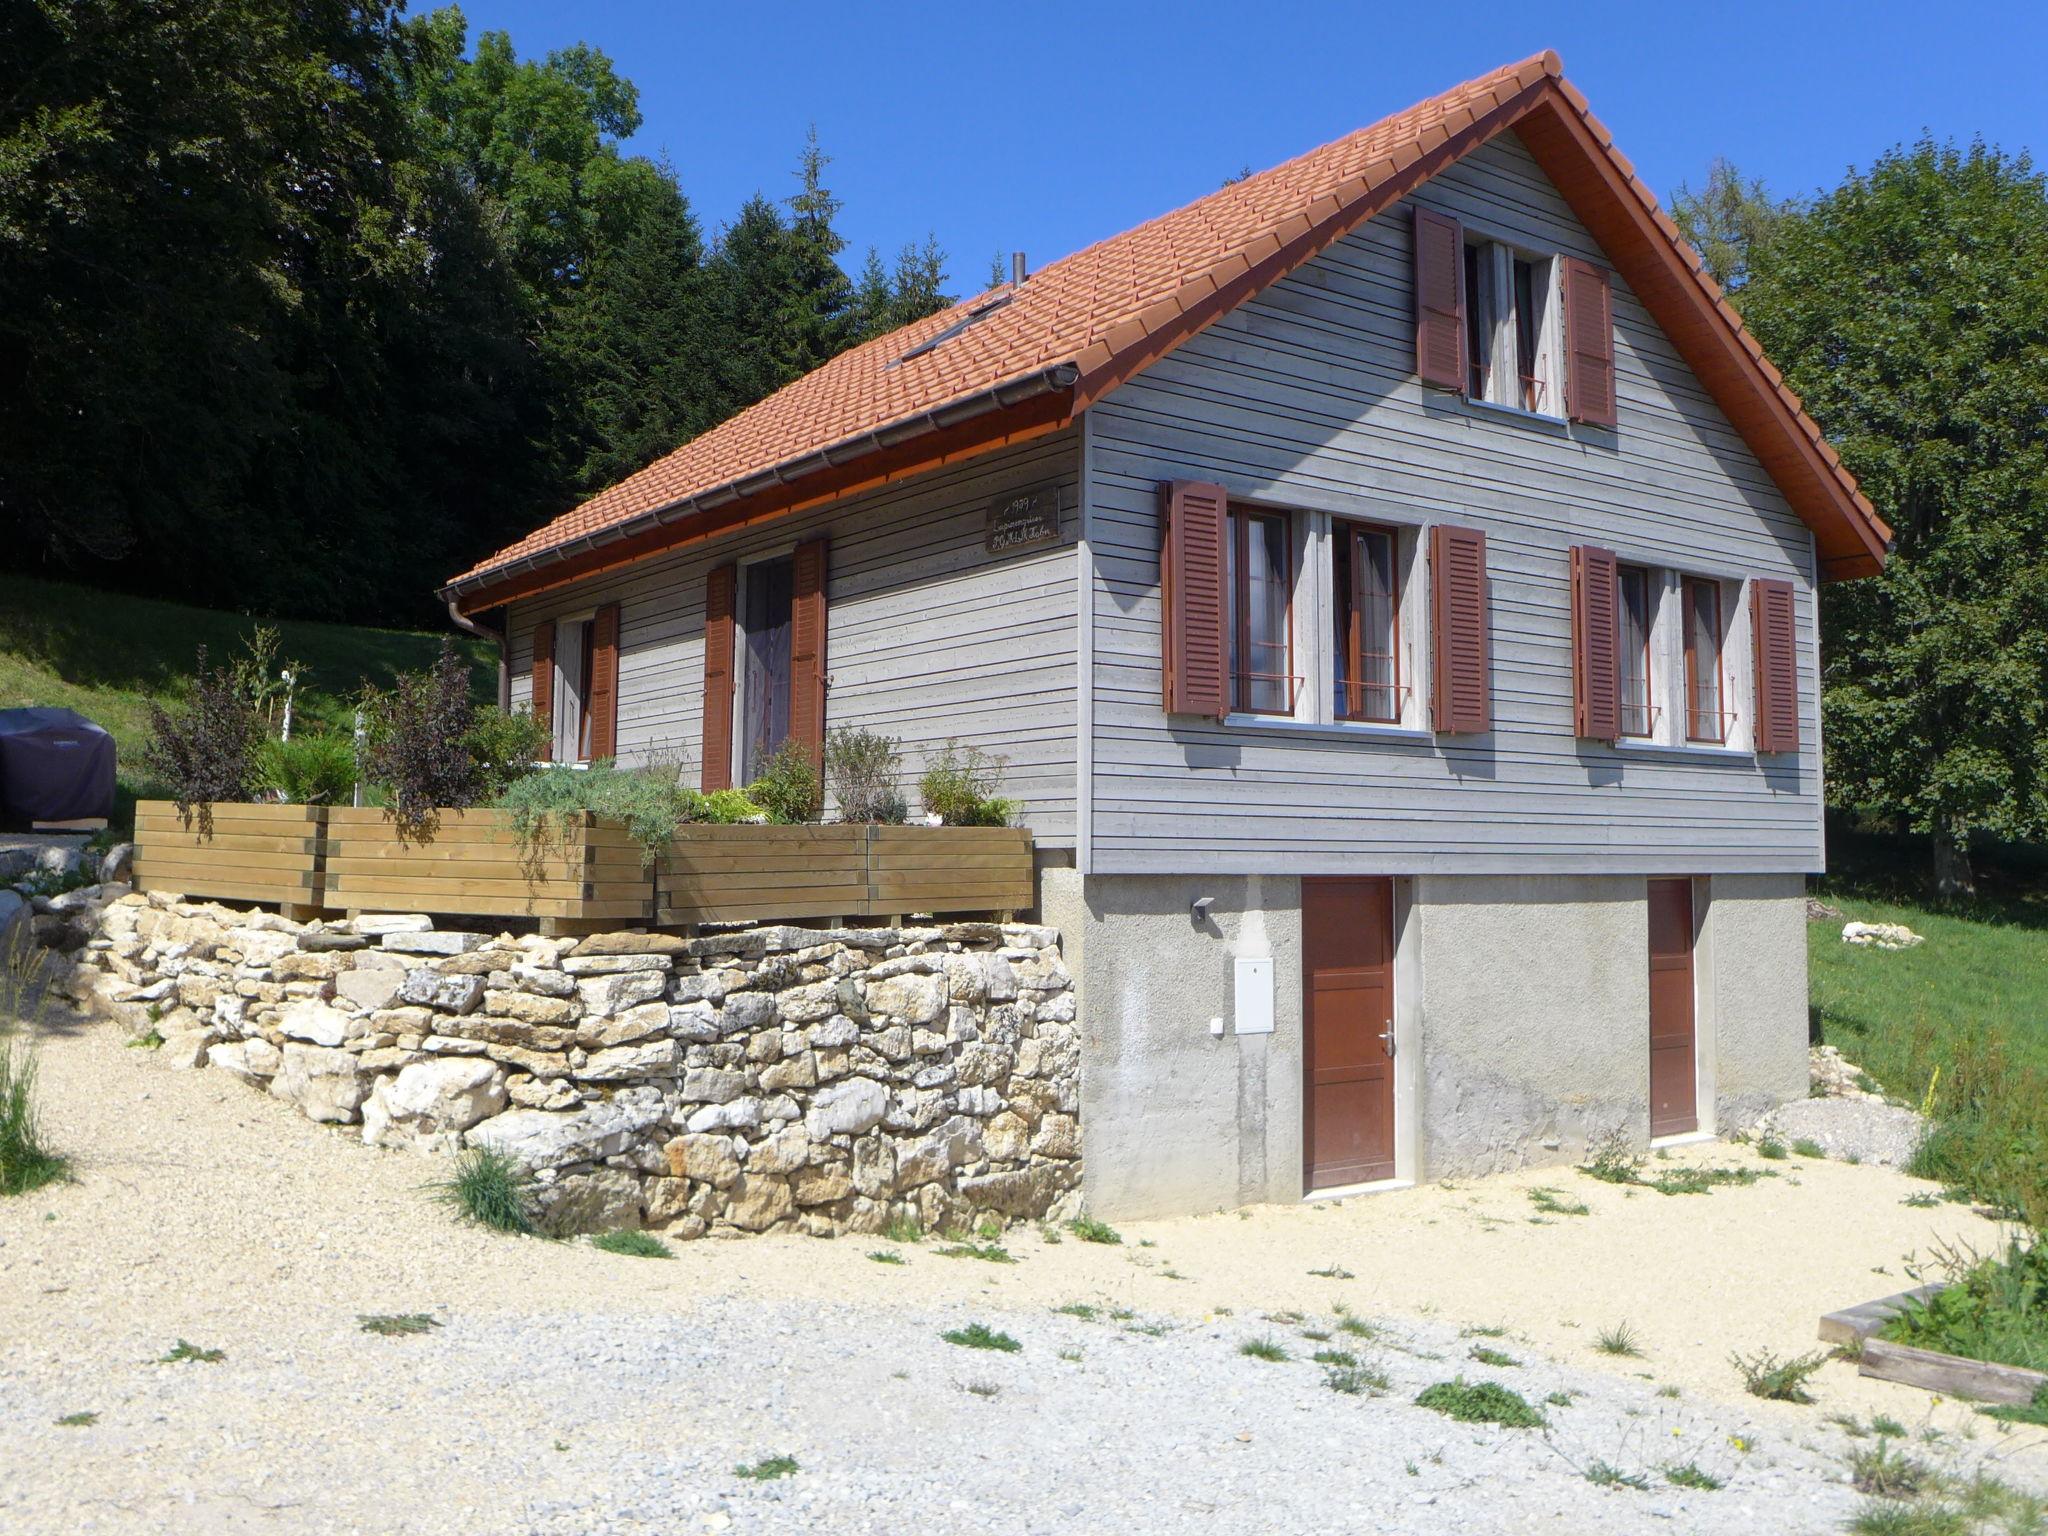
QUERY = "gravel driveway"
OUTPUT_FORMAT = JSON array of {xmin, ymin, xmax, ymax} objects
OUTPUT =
[{"xmin": 4, "ymin": 1013, "xmax": 2044, "ymax": 1534}]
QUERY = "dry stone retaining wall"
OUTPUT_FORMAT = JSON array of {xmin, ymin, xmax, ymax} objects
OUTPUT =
[{"xmin": 35, "ymin": 883, "xmax": 1081, "ymax": 1238}]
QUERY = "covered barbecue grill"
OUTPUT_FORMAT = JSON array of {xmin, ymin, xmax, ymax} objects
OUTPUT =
[{"xmin": 0, "ymin": 708, "xmax": 117, "ymax": 827}]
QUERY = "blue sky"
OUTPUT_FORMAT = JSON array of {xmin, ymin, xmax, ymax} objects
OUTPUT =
[{"xmin": 458, "ymin": 0, "xmax": 2047, "ymax": 294}]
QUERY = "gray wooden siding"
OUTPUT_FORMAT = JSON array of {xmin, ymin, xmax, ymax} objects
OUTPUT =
[
  {"xmin": 1084, "ymin": 131, "xmax": 1826, "ymax": 877},
  {"xmin": 507, "ymin": 426, "xmax": 1082, "ymax": 845}
]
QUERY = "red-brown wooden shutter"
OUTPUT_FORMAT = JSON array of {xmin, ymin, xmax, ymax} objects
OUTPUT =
[
  {"xmin": 1562, "ymin": 258, "xmax": 1617, "ymax": 428},
  {"xmin": 1413, "ymin": 207, "xmax": 1466, "ymax": 392},
  {"xmin": 1750, "ymin": 577, "xmax": 1800, "ymax": 753},
  {"xmin": 530, "ymin": 619, "xmax": 555, "ymax": 763},
  {"xmin": 587, "ymin": 603, "xmax": 620, "ymax": 761},
  {"xmin": 1160, "ymin": 480, "xmax": 1229, "ymax": 718},
  {"xmin": 1570, "ymin": 545, "xmax": 1622, "ymax": 742},
  {"xmin": 1429, "ymin": 524, "xmax": 1491, "ymax": 734},
  {"xmin": 790, "ymin": 538, "xmax": 828, "ymax": 780},
  {"xmin": 701, "ymin": 565, "xmax": 737, "ymax": 790}
]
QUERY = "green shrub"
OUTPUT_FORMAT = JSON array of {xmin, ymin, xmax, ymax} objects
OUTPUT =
[
  {"xmin": 1849, "ymin": 1439, "xmax": 1932, "ymax": 1498},
  {"xmin": 1881, "ymin": 1236, "xmax": 2048, "ymax": 1373},
  {"xmin": 256, "ymin": 732, "xmax": 357, "ymax": 805},
  {"xmin": 1414, "ymin": 1378, "xmax": 1547, "ymax": 1428},
  {"xmin": 941, "ymin": 1322, "xmax": 1021, "ymax": 1352},
  {"xmin": 143, "ymin": 645, "xmax": 262, "ymax": 831},
  {"xmin": 357, "ymin": 639, "xmax": 485, "ymax": 841},
  {"xmin": 1067, "ymin": 1215, "xmax": 1121, "ymax": 1245},
  {"xmin": 431, "ymin": 1147, "xmax": 533, "ymax": 1234},
  {"xmin": 495, "ymin": 762, "xmax": 707, "ymax": 866},
  {"xmin": 746, "ymin": 739, "xmax": 821, "ymax": 824},
  {"xmin": 918, "ymin": 740, "xmax": 1015, "ymax": 826},
  {"xmin": 733, "ymin": 1455, "xmax": 799, "ymax": 1481},
  {"xmin": 464, "ymin": 706, "xmax": 548, "ymax": 799},
  {"xmin": 1580, "ymin": 1127, "xmax": 1643, "ymax": 1185},
  {"xmin": 823, "ymin": 727, "xmax": 905, "ymax": 823}
]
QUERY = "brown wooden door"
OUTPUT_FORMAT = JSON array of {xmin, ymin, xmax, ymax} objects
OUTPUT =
[
  {"xmin": 1303, "ymin": 877, "xmax": 1396, "ymax": 1190},
  {"xmin": 1647, "ymin": 878, "xmax": 1698, "ymax": 1137}
]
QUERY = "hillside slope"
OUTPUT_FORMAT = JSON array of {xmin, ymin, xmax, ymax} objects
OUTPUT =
[{"xmin": 0, "ymin": 573, "xmax": 492, "ymax": 824}]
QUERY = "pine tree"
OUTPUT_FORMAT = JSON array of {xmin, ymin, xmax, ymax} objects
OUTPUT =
[
  {"xmin": 705, "ymin": 194, "xmax": 802, "ymax": 421},
  {"xmin": 889, "ymin": 235, "xmax": 951, "ymax": 328},
  {"xmin": 850, "ymin": 246, "xmax": 895, "ymax": 342},
  {"xmin": 781, "ymin": 126, "xmax": 854, "ymax": 373}
]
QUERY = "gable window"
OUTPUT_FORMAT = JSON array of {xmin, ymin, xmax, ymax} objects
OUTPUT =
[
  {"xmin": 1683, "ymin": 576, "xmax": 1727, "ymax": 743},
  {"xmin": 1617, "ymin": 565, "xmax": 1655, "ymax": 738},
  {"xmin": 1227, "ymin": 507, "xmax": 1294, "ymax": 715},
  {"xmin": 1333, "ymin": 522, "xmax": 1400, "ymax": 722},
  {"xmin": 1463, "ymin": 236, "xmax": 1559, "ymax": 415},
  {"xmin": 739, "ymin": 556, "xmax": 795, "ymax": 781}
]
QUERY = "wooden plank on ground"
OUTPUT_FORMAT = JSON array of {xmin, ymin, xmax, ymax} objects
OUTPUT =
[
  {"xmin": 1818, "ymin": 1285, "xmax": 1944, "ymax": 1346},
  {"xmin": 1859, "ymin": 1338, "xmax": 2048, "ymax": 1406}
]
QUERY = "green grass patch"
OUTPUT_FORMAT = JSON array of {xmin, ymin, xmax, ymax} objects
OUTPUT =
[
  {"xmin": 1594, "ymin": 1321, "xmax": 1644, "ymax": 1358},
  {"xmin": 1529, "ymin": 1186, "xmax": 1589, "ymax": 1217},
  {"xmin": 1468, "ymin": 1345, "xmax": 1518, "ymax": 1368},
  {"xmin": 0, "ymin": 1030, "xmax": 66, "ymax": 1197},
  {"xmin": 1051, "ymin": 1302, "xmax": 1097, "ymax": 1321},
  {"xmin": 1324, "ymin": 1362, "xmax": 1389, "ymax": 1395},
  {"xmin": 1983, "ymin": 1384, "xmax": 2048, "ymax": 1427},
  {"xmin": 1793, "ymin": 1137, "xmax": 1827, "ymax": 1159},
  {"xmin": 1067, "ymin": 1216, "xmax": 1121, "ymax": 1245},
  {"xmin": 1731, "ymin": 1346, "xmax": 1828, "ymax": 1403},
  {"xmin": 1585, "ymin": 1460, "xmax": 1650, "ymax": 1491},
  {"xmin": 55, "ymin": 1411, "xmax": 97, "ymax": 1427},
  {"xmin": 941, "ymin": 1322, "xmax": 1021, "ymax": 1353},
  {"xmin": 1311, "ymin": 1348, "xmax": 1356, "ymax": 1367},
  {"xmin": 866, "ymin": 1249, "xmax": 905, "ymax": 1265},
  {"xmin": 934, "ymin": 1241, "xmax": 1015, "ymax": 1264},
  {"xmin": 1850, "ymin": 1439, "xmax": 1933, "ymax": 1498},
  {"xmin": 1664, "ymin": 1461, "xmax": 1722, "ymax": 1490},
  {"xmin": 1756, "ymin": 1135, "xmax": 1789, "ymax": 1160},
  {"xmin": 1308, "ymin": 1263, "xmax": 1355, "ymax": 1278},
  {"xmin": 1415, "ymin": 1377, "xmax": 1546, "ymax": 1428},
  {"xmin": 156, "ymin": 1340, "xmax": 225, "ymax": 1365},
  {"xmin": 590, "ymin": 1229, "xmax": 670, "ymax": 1259},
  {"xmin": 430, "ymin": 1147, "xmax": 534, "ymax": 1235},
  {"xmin": 1238, "ymin": 1336, "xmax": 1288, "ymax": 1362},
  {"xmin": 881, "ymin": 1214, "xmax": 924, "ymax": 1244},
  {"xmin": 733, "ymin": 1455, "xmax": 799, "ymax": 1481},
  {"xmin": 359, "ymin": 1313, "xmax": 440, "ymax": 1337}
]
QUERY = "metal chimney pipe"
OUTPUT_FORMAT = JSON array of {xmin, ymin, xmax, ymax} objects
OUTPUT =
[{"xmin": 1011, "ymin": 251, "xmax": 1028, "ymax": 285}]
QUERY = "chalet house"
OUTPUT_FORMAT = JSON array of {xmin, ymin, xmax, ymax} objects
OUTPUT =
[{"xmin": 443, "ymin": 53, "xmax": 1890, "ymax": 1218}]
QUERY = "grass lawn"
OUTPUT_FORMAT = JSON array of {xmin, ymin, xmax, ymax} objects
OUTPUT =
[{"xmin": 0, "ymin": 573, "xmax": 491, "ymax": 830}]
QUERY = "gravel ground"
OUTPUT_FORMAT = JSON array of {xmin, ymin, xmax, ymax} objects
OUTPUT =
[{"xmin": 4, "ymin": 1010, "xmax": 2045, "ymax": 1535}]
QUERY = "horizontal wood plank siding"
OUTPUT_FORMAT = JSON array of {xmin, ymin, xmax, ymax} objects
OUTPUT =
[
  {"xmin": 507, "ymin": 427, "xmax": 1081, "ymax": 846},
  {"xmin": 1083, "ymin": 132, "xmax": 1823, "ymax": 877}
]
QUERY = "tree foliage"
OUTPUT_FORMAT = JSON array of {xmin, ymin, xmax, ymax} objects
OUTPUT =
[
  {"xmin": 1732, "ymin": 140, "xmax": 2048, "ymax": 889},
  {"xmin": 1670, "ymin": 157, "xmax": 1795, "ymax": 291},
  {"xmin": 0, "ymin": 2, "xmax": 953, "ymax": 623}
]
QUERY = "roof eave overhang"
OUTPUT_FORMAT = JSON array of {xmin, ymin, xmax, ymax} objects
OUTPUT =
[{"xmin": 444, "ymin": 362, "xmax": 1080, "ymax": 614}]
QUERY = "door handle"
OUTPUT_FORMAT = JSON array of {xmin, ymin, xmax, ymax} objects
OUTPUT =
[{"xmin": 1379, "ymin": 1023, "xmax": 1395, "ymax": 1058}]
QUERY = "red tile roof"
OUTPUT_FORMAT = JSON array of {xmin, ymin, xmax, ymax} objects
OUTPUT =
[{"xmin": 449, "ymin": 51, "xmax": 1887, "ymax": 602}]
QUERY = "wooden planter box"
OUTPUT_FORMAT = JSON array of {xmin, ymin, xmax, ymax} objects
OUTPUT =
[
  {"xmin": 133, "ymin": 800, "xmax": 327, "ymax": 912},
  {"xmin": 322, "ymin": 807, "xmax": 654, "ymax": 926},
  {"xmin": 1825, "ymin": 1282, "xmax": 2048, "ymax": 1406},
  {"xmin": 655, "ymin": 823, "xmax": 1035, "ymax": 927}
]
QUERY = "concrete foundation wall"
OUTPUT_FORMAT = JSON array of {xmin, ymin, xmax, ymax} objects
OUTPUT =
[
  {"xmin": 1413, "ymin": 875, "xmax": 1649, "ymax": 1177},
  {"xmin": 1053, "ymin": 869, "xmax": 1812, "ymax": 1217},
  {"xmin": 1056, "ymin": 871, "xmax": 1304, "ymax": 1219}
]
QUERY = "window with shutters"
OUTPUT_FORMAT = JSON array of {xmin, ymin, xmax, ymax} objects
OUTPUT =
[
  {"xmin": 737, "ymin": 554, "xmax": 796, "ymax": 782},
  {"xmin": 1617, "ymin": 565, "xmax": 1655, "ymax": 739},
  {"xmin": 1227, "ymin": 508, "xmax": 1296, "ymax": 715},
  {"xmin": 1332, "ymin": 522, "xmax": 1401, "ymax": 723},
  {"xmin": 1682, "ymin": 576, "xmax": 1728, "ymax": 743},
  {"xmin": 1463, "ymin": 236, "xmax": 1561, "ymax": 416}
]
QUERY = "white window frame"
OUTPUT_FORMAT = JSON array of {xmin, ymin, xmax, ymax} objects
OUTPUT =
[
  {"xmin": 1611, "ymin": 566, "xmax": 1757, "ymax": 758},
  {"xmin": 1462, "ymin": 230, "xmax": 1564, "ymax": 420}
]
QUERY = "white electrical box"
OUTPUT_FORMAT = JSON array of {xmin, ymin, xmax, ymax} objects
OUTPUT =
[{"xmin": 1233, "ymin": 955, "xmax": 1274, "ymax": 1034}]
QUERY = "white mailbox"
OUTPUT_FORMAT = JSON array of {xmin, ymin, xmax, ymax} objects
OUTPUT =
[{"xmin": 1233, "ymin": 955, "xmax": 1274, "ymax": 1035}]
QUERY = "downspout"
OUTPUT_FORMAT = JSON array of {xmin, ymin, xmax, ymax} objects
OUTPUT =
[{"xmin": 447, "ymin": 598, "xmax": 509, "ymax": 712}]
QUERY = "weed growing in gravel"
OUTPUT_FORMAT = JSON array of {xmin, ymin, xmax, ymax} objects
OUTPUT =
[
  {"xmin": 431, "ymin": 1147, "xmax": 533, "ymax": 1235},
  {"xmin": 1903, "ymin": 1190, "xmax": 1943, "ymax": 1209},
  {"xmin": 1833, "ymin": 1336, "xmax": 1869, "ymax": 1364},
  {"xmin": 1468, "ymin": 1346, "xmax": 1518, "ymax": 1368},
  {"xmin": 1058, "ymin": 1348, "xmax": 1083, "ymax": 1362},
  {"xmin": 934, "ymin": 1241, "xmax": 1015, "ymax": 1264},
  {"xmin": 157, "ymin": 1340, "xmax": 225, "ymax": 1365},
  {"xmin": 1461, "ymin": 1322, "xmax": 1509, "ymax": 1339},
  {"xmin": 1656, "ymin": 1384, "xmax": 1681, "ymax": 1398},
  {"xmin": 1334, "ymin": 1315, "xmax": 1379, "ymax": 1340},
  {"xmin": 1871, "ymin": 1414, "xmax": 1907, "ymax": 1438},
  {"xmin": 1324, "ymin": 1363, "xmax": 1390, "ymax": 1396},
  {"xmin": 961, "ymin": 1379, "xmax": 1001, "ymax": 1398},
  {"xmin": 1529, "ymin": 1186, "xmax": 1590, "ymax": 1217},
  {"xmin": 1757, "ymin": 1135, "xmax": 1789, "ymax": 1160},
  {"xmin": 1308, "ymin": 1263, "xmax": 1355, "ymax": 1279},
  {"xmin": 1299, "ymin": 1327, "xmax": 1331, "ymax": 1341},
  {"xmin": 881, "ymin": 1214, "xmax": 923, "ymax": 1244},
  {"xmin": 1545, "ymin": 1390, "xmax": 1577, "ymax": 1407},
  {"xmin": 1846, "ymin": 1501, "xmax": 1970, "ymax": 1536},
  {"xmin": 1239, "ymin": 1337, "xmax": 1289, "ymax": 1362},
  {"xmin": 1585, "ymin": 1460, "xmax": 1650, "ymax": 1491},
  {"xmin": 591, "ymin": 1230, "xmax": 670, "ymax": 1259},
  {"xmin": 1312, "ymin": 1348, "xmax": 1357, "ymax": 1366},
  {"xmin": 866, "ymin": 1249, "xmax": 905, "ymax": 1266},
  {"xmin": 1644, "ymin": 1164, "xmax": 1773, "ymax": 1195},
  {"xmin": 733, "ymin": 1456, "xmax": 799, "ymax": 1481},
  {"xmin": 1731, "ymin": 1347, "xmax": 1828, "ymax": 1403},
  {"xmin": 1415, "ymin": 1378, "xmax": 1546, "ymax": 1428},
  {"xmin": 1983, "ymin": 1384, "xmax": 2048, "ymax": 1426},
  {"xmin": 126, "ymin": 1029, "xmax": 165, "ymax": 1050},
  {"xmin": 1068, "ymin": 1216, "xmax": 1121, "ymax": 1244},
  {"xmin": 1793, "ymin": 1138, "xmax": 1827, "ymax": 1159},
  {"xmin": 55, "ymin": 1411, "xmax": 97, "ymax": 1427},
  {"xmin": 0, "ymin": 1019, "xmax": 66, "ymax": 1197},
  {"xmin": 1581, "ymin": 1128, "xmax": 1643, "ymax": 1185},
  {"xmin": 1595, "ymin": 1321, "xmax": 1644, "ymax": 1358},
  {"xmin": 1051, "ymin": 1302, "xmax": 1097, "ymax": 1321},
  {"xmin": 1850, "ymin": 1439, "xmax": 1932, "ymax": 1498},
  {"xmin": 1125, "ymin": 1320, "xmax": 1173, "ymax": 1338},
  {"xmin": 1663, "ymin": 1462, "xmax": 1724, "ymax": 1491},
  {"xmin": 1265, "ymin": 1309, "xmax": 1306, "ymax": 1326},
  {"xmin": 1035, "ymin": 1222, "xmax": 1062, "ymax": 1244},
  {"xmin": 359, "ymin": 1313, "xmax": 440, "ymax": 1337},
  {"xmin": 942, "ymin": 1323, "xmax": 1021, "ymax": 1353}
]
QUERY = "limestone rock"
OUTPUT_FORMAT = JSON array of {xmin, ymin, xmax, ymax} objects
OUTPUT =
[
  {"xmin": 576, "ymin": 1000, "xmax": 669, "ymax": 1050},
  {"xmin": 334, "ymin": 967, "xmax": 404, "ymax": 1012},
  {"xmin": 482, "ymin": 989, "xmax": 577, "ymax": 1026},
  {"xmin": 277, "ymin": 1000, "xmax": 360, "ymax": 1048},
  {"xmin": 207, "ymin": 1038, "xmax": 282, "ymax": 1083},
  {"xmin": 723, "ymin": 1174, "xmax": 794, "ymax": 1232},
  {"xmin": 351, "ymin": 913, "xmax": 432, "ymax": 936},
  {"xmin": 362, "ymin": 1057, "xmax": 507, "ymax": 1149},
  {"xmin": 581, "ymin": 1038, "xmax": 684, "ymax": 1081},
  {"xmin": 577, "ymin": 970, "xmax": 668, "ymax": 1019},
  {"xmin": 397, "ymin": 969, "xmax": 484, "ymax": 1014},
  {"xmin": 663, "ymin": 1133, "xmax": 741, "ymax": 1188},
  {"xmin": 570, "ymin": 931, "xmax": 691, "ymax": 957},
  {"xmin": 535, "ymin": 1168, "xmax": 642, "ymax": 1234},
  {"xmin": 805, "ymin": 1076, "xmax": 887, "ymax": 1139},
  {"xmin": 270, "ymin": 1043, "xmax": 372, "ymax": 1123},
  {"xmin": 382, "ymin": 930, "xmax": 487, "ymax": 955},
  {"xmin": 865, "ymin": 973, "xmax": 944, "ymax": 1025},
  {"xmin": 465, "ymin": 1092, "xmax": 665, "ymax": 1170}
]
